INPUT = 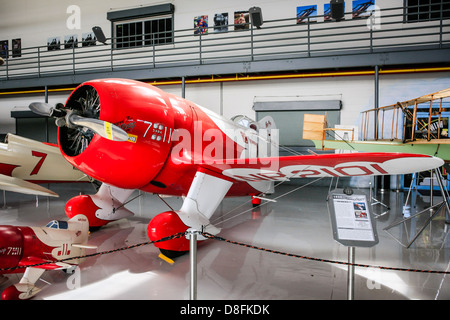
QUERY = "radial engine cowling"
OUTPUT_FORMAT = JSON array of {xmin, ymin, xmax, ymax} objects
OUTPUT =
[{"xmin": 59, "ymin": 79, "xmax": 175, "ymax": 189}]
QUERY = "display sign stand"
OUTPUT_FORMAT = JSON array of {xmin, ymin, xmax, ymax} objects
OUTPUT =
[{"xmin": 328, "ymin": 187, "xmax": 379, "ymax": 300}]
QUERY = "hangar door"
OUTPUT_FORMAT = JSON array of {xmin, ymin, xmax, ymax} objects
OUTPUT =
[{"xmin": 253, "ymin": 100, "xmax": 341, "ymax": 149}]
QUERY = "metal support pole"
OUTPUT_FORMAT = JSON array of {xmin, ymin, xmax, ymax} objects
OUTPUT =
[
  {"xmin": 430, "ymin": 169, "xmax": 434, "ymax": 208},
  {"xmin": 189, "ymin": 230, "xmax": 198, "ymax": 300},
  {"xmin": 434, "ymin": 168, "xmax": 450, "ymax": 223},
  {"xmin": 307, "ymin": 17, "xmax": 311, "ymax": 57},
  {"xmin": 199, "ymin": 33, "xmax": 202, "ymax": 64},
  {"xmin": 182, "ymin": 76, "xmax": 186, "ymax": 98},
  {"xmin": 45, "ymin": 86, "xmax": 49, "ymax": 142},
  {"xmin": 374, "ymin": 65, "xmax": 379, "ymax": 140},
  {"xmin": 372, "ymin": 66, "xmax": 380, "ymax": 193},
  {"xmin": 72, "ymin": 45, "xmax": 76, "ymax": 74},
  {"xmin": 347, "ymin": 246, "xmax": 355, "ymax": 300}
]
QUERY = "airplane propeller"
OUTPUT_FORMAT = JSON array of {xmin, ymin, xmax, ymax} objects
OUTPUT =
[
  {"xmin": 29, "ymin": 102, "xmax": 129, "ymax": 142},
  {"xmin": 29, "ymin": 102, "xmax": 65, "ymax": 118}
]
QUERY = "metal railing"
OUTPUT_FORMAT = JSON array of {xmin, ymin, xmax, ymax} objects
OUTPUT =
[{"xmin": 0, "ymin": 4, "xmax": 449, "ymax": 81}]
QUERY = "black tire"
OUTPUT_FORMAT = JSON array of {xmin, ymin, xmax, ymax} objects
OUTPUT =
[{"xmin": 160, "ymin": 248, "xmax": 188, "ymax": 259}]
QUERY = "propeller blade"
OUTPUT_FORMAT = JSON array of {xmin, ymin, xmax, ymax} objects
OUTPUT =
[
  {"xmin": 29, "ymin": 102, "xmax": 53, "ymax": 117},
  {"xmin": 68, "ymin": 114, "xmax": 129, "ymax": 142},
  {"xmin": 29, "ymin": 102, "xmax": 65, "ymax": 118}
]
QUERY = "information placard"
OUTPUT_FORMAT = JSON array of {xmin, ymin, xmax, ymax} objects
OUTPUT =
[{"xmin": 328, "ymin": 188, "xmax": 379, "ymax": 247}]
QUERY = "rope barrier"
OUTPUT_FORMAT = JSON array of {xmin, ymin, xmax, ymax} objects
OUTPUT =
[
  {"xmin": 1, "ymin": 230, "xmax": 449, "ymax": 275},
  {"xmin": 201, "ymin": 232, "xmax": 450, "ymax": 275}
]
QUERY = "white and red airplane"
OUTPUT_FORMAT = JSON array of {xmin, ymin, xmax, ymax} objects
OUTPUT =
[
  {"xmin": 0, "ymin": 133, "xmax": 90, "ymax": 197},
  {"xmin": 0, "ymin": 214, "xmax": 94, "ymax": 300},
  {"xmin": 29, "ymin": 78, "xmax": 443, "ymax": 258}
]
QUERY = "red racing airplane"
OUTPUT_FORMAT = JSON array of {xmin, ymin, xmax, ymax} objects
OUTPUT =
[
  {"xmin": 29, "ymin": 78, "xmax": 443, "ymax": 258},
  {"xmin": 0, "ymin": 214, "xmax": 93, "ymax": 300}
]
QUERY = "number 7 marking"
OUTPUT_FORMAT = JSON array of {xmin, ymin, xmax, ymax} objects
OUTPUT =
[
  {"xmin": 137, "ymin": 120, "xmax": 153, "ymax": 137},
  {"xmin": 31, "ymin": 151, "xmax": 48, "ymax": 176}
]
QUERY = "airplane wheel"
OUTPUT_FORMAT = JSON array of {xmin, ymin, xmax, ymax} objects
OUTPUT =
[
  {"xmin": 1, "ymin": 285, "xmax": 21, "ymax": 300},
  {"xmin": 62, "ymin": 266, "xmax": 77, "ymax": 274},
  {"xmin": 159, "ymin": 248, "xmax": 188, "ymax": 259}
]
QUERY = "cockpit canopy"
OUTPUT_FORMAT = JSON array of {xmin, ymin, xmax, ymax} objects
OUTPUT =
[
  {"xmin": 231, "ymin": 115, "xmax": 259, "ymax": 131},
  {"xmin": 45, "ymin": 220, "xmax": 69, "ymax": 230}
]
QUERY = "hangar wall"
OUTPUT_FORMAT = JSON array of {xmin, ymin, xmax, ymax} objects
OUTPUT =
[
  {"xmin": 1, "ymin": 71, "xmax": 449, "ymax": 141},
  {"xmin": 0, "ymin": 0, "xmax": 449, "ymax": 141}
]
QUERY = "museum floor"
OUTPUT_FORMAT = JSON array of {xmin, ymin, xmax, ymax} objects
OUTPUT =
[{"xmin": 0, "ymin": 180, "xmax": 449, "ymax": 300}]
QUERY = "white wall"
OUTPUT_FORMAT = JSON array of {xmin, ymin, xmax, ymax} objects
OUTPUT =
[
  {"xmin": 163, "ymin": 71, "xmax": 450, "ymax": 127},
  {"xmin": 0, "ymin": 0, "xmax": 448, "ymax": 136},
  {"xmin": 1, "ymin": 71, "xmax": 448, "ymax": 136}
]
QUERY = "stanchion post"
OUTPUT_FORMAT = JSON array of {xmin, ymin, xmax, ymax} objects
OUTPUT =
[
  {"xmin": 188, "ymin": 230, "xmax": 198, "ymax": 300},
  {"xmin": 347, "ymin": 246, "xmax": 355, "ymax": 300}
]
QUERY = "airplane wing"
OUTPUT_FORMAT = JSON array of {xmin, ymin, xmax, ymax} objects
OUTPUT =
[
  {"xmin": 0, "ymin": 173, "xmax": 58, "ymax": 197},
  {"xmin": 201, "ymin": 152, "xmax": 444, "ymax": 182},
  {"xmin": 0, "ymin": 133, "xmax": 90, "ymax": 197},
  {"xmin": 153, "ymin": 152, "xmax": 442, "ymax": 240}
]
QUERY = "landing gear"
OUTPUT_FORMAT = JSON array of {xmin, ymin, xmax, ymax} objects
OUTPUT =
[
  {"xmin": 147, "ymin": 211, "xmax": 190, "ymax": 253},
  {"xmin": 159, "ymin": 248, "xmax": 188, "ymax": 259},
  {"xmin": 251, "ymin": 195, "xmax": 261, "ymax": 207}
]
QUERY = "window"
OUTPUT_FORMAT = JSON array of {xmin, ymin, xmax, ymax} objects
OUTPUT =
[
  {"xmin": 46, "ymin": 220, "xmax": 69, "ymax": 229},
  {"xmin": 108, "ymin": 4, "xmax": 175, "ymax": 49},
  {"xmin": 405, "ymin": 0, "xmax": 450, "ymax": 22},
  {"xmin": 114, "ymin": 15, "xmax": 173, "ymax": 49}
]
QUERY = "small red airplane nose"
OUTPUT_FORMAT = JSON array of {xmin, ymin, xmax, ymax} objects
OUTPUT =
[{"xmin": 0, "ymin": 226, "xmax": 23, "ymax": 271}]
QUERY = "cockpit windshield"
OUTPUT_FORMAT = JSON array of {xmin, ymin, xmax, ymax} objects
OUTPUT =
[
  {"xmin": 45, "ymin": 220, "xmax": 69, "ymax": 229},
  {"xmin": 231, "ymin": 115, "xmax": 259, "ymax": 131}
]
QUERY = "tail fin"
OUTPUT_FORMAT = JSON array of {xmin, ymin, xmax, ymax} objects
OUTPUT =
[{"xmin": 68, "ymin": 214, "xmax": 90, "ymax": 245}]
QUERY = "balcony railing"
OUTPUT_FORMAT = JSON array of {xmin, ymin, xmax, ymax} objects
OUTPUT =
[{"xmin": 0, "ymin": 4, "xmax": 449, "ymax": 81}]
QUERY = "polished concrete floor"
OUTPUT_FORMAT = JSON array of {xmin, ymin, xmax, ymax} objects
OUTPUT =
[{"xmin": 0, "ymin": 180, "xmax": 449, "ymax": 301}]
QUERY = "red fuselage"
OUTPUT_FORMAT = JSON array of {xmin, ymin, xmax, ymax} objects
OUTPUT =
[{"xmin": 59, "ymin": 79, "xmax": 258, "ymax": 197}]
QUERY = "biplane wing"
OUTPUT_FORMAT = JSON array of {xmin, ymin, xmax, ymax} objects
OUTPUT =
[{"xmin": 303, "ymin": 88, "xmax": 450, "ymax": 161}]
